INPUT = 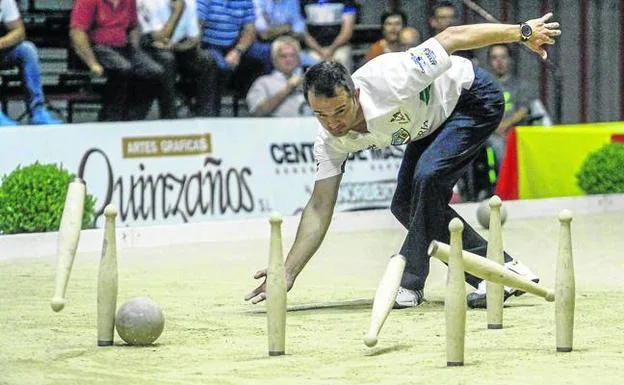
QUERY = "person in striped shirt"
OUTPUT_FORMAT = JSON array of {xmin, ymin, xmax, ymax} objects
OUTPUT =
[{"xmin": 197, "ymin": 0, "xmax": 271, "ymax": 114}]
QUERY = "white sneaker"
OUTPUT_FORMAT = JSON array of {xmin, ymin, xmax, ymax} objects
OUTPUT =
[
  {"xmin": 394, "ymin": 287, "xmax": 424, "ymax": 309},
  {"xmin": 466, "ymin": 259, "xmax": 540, "ymax": 309}
]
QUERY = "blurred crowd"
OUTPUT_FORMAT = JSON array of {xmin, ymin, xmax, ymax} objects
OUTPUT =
[{"xmin": 1, "ymin": 1, "xmax": 537, "ymax": 160}]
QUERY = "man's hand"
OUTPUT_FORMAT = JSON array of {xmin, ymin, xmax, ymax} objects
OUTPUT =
[
  {"xmin": 319, "ymin": 47, "xmax": 334, "ymax": 60},
  {"xmin": 225, "ymin": 49, "xmax": 242, "ymax": 69},
  {"xmin": 245, "ymin": 268, "xmax": 294, "ymax": 304},
  {"xmin": 523, "ymin": 13, "xmax": 561, "ymax": 60},
  {"xmin": 89, "ymin": 63, "xmax": 104, "ymax": 77},
  {"xmin": 152, "ymin": 39, "xmax": 173, "ymax": 50},
  {"xmin": 286, "ymin": 75, "xmax": 303, "ymax": 92}
]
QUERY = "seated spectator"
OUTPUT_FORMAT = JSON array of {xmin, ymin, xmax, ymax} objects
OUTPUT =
[
  {"xmin": 399, "ymin": 26, "xmax": 420, "ymax": 50},
  {"xmin": 253, "ymin": 0, "xmax": 315, "ymax": 67},
  {"xmin": 197, "ymin": 0, "xmax": 270, "ymax": 115},
  {"xmin": 0, "ymin": 0, "xmax": 62, "ymax": 126},
  {"xmin": 70, "ymin": 0, "xmax": 166, "ymax": 121},
  {"xmin": 254, "ymin": 0, "xmax": 305, "ymax": 42},
  {"xmin": 428, "ymin": 0, "xmax": 476, "ymax": 62},
  {"xmin": 486, "ymin": 44, "xmax": 531, "ymax": 169},
  {"xmin": 364, "ymin": 10, "xmax": 407, "ymax": 63},
  {"xmin": 301, "ymin": 0, "xmax": 356, "ymax": 72},
  {"xmin": 246, "ymin": 36, "xmax": 311, "ymax": 117},
  {"xmin": 137, "ymin": 0, "xmax": 218, "ymax": 117}
]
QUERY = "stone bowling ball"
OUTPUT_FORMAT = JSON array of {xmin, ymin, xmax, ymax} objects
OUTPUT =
[
  {"xmin": 115, "ymin": 297, "xmax": 165, "ymax": 346},
  {"xmin": 476, "ymin": 199, "xmax": 508, "ymax": 229}
]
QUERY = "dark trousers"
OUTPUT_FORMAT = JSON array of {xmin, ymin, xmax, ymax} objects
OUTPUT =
[
  {"xmin": 202, "ymin": 43, "xmax": 269, "ymax": 115},
  {"xmin": 391, "ymin": 65, "xmax": 513, "ymax": 291},
  {"xmin": 146, "ymin": 47, "xmax": 219, "ymax": 117},
  {"xmin": 92, "ymin": 44, "xmax": 164, "ymax": 121}
]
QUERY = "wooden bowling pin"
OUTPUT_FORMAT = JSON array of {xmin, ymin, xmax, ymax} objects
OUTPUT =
[
  {"xmin": 51, "ymin": 177, "xmax": 86, "ymax": 312},
  {"xmin": 486, "ymin": 195, "xmax": 504, "ymax": 329},
  {"xmin": 446, "ymin": 218, "xmax": 466, "ymax": 366},
  {"xmin": 266, "ymin": 212, "xmax": 287, "ymax": 356},
  {"xmin": 556, "ymin": 209, "xmax": 575, "ymax": 352},
  {"xmin": 428, "ymin": 241, "xmax": 555, "ymax": 302},
  {"xmin": 363, "ymin": 254, "xmax": 406, "ymax": 347},
  {"xmin": 97, "ymin": 205, "xmax": 118, "ymax": 346}
]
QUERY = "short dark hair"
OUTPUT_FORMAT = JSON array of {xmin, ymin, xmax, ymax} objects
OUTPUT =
[
  {"xmin": 380, "ymin": 9, "xmax": 408, "ymax": 26},
  {"xmin": 487, "ymin": 44, "xmax": 513, "ymax": 61},
  {"xmin": 431, "ymin": 1, "xmax": 456, "ymax": 17},
  {"xmin": 303, "ymin": 61, "xmax": 355, "ymax": 103}
]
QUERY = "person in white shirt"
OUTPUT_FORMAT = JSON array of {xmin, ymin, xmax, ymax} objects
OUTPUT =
[
  {"xmin": 246, "ymin": 36, "xmax": 311, "ymax": 117},
  {"xmin": 137, "ymin": 0, "xmax": 218, "ymax": 117},
  {"xmin": 245, "ymin": 13, "xmax": 561, "ymax": 309}
]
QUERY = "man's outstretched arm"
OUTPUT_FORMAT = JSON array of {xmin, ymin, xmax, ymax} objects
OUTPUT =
[
  {"xmin": 245, "ymin": 173, "xmax": 342, "ymax": 304},
  {"xmin": 435, "ymin": 12, "xmax": 561, "ymax": 60}
]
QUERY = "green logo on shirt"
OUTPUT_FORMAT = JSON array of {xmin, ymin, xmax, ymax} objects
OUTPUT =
[
  {"xmin": 420, "ymin": 85, "xmax": 432, "ymax": 105},
  {"xmin": 391, "ymin": 128, "xmax": 411, "ymax": 145}
]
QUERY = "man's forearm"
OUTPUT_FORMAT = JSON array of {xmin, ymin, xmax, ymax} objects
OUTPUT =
[
  {"xmin": 303, "ymin": 31, "xmax": 323, "ymax": 53},
  {"xmin": 436, "ymin": 24, "xmax": 522, "ymax": 55},
  {"xmin": 69, "ymin": 29, "xmax": 99, "ymax": 68},
  {"xmin": 329, "ymin": 17, "xmax": 354, "ymax": 50},
  {"xmin": 284, "ymin": 202, "xmax": 334, "ymax": 282},
  {"xmin": 0, "ymin": 24, "xmax": 25, "ymax": 50},
  {"xmin": 234, "ymin": 24, "xmax": 256, "ymax": 52},
  {"xmin": 152, "ymin": 2, "xmax": 185, "ymax": 42},
  {"xmin": 258, "ymin": 25, "xmax": 291, "ymax": 41}
]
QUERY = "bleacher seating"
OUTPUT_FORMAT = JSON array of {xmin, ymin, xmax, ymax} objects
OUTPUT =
[{"xmin": 2, "ymin": 6, "xmax": 382, "ymax": 122}]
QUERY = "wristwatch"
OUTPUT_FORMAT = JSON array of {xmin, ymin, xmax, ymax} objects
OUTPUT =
[{"xmin": 519, "ymin": 22, "xmax": 533, "ymax": 42}]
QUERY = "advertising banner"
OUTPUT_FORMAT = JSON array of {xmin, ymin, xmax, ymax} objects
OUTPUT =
[
  {"xmin": 0, "ymin": 118, "xmax": 403, "ymax": 227},
  {"xmin": 516, "ymin": 122, "xmax": 624, "ymax": 199}
]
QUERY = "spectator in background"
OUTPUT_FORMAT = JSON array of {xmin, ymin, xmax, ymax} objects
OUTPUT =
[
  {"xmin": 246, "ymin": 36, "xmax": 311, "ymax": 117},
  {"xmin": 0, "ymin": 0, "xmax": 62, "ymax": 126},
  {"xmin": 301, "ymin": 0, "xmax": 356, "ymax": 72},
  {"xmin": 253, "ymin": 0, "xmax": 315, "ymax": 67},
  {"xmin": 486, "ymin": 44, "xmax": 531, "ymax": 169},
  {"xmin": 363, "ymin": 9, "xmax": 407, "ymax": 63},
  {"xmin": 428, "ymin": 0, "xmax": 476, "ymax": 62},
  {"xmin": 137, "ymin": 0, "xmax": 218, "ymax": 117},
  {"xmin": 197, "ymin": 0, "xmax": 269, "ymax": 115},
  {"xmin": 254, "ymin": 0, "xmax": 306, "ymax": 42},
  {"xmin": 399, "ymin": 26, "xmax": 421, "ymax": 50},
  {"xmin": 70, "ymin": 0, "xmax": 166, "ymax": 121}
]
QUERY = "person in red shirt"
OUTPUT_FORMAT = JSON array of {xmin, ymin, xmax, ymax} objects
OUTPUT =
[{"xmin": 69, "ymin": 0, "xmax": 167, "ymax": 121}]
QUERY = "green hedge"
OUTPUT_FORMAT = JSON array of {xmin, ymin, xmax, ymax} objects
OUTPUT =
[
  {"xmin": 0, "ymin": 163, "xmax": 96, "ymax": 234},
  {"xmin": 577, "ymin": 142, "xmax": 624, "ymax": 195}
]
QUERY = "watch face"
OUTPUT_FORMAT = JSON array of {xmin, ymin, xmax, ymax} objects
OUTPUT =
[{"xmin": 521, "ymin": 24, "xmax": 532, "ymax": 38}]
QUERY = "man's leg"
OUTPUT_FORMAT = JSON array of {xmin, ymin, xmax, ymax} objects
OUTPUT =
[
  {"xmin": 391, "ymin": 66, "xmax": 511, "ymax": 296},
  {"xmin": 177, "ymin": 49, "xmax": 219, "ymax": 117},
  {"xmin": 145, "ymin": 48, "xmax": 177, "ymax": 119},
  {"xmin": 0, "ymin": 41, "xmax": 62, "ymax": 124},
  {"xmin": 201, "ymin": 47, "xmax": 229, "ymax": 116},
  {"xmin": 92, "ymin": 45, "xmax": 133, "ymax": 121},
  {"xmin": 126, "ymin": 47, "xmax": 166, "ymax": 120}
]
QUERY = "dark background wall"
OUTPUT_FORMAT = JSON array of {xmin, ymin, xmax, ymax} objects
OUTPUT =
[{"xmin": 357, "ymin": 0, "xmax": 621, "ymax": 125}]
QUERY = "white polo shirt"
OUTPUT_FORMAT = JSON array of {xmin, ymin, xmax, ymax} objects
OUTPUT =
[
  {"xmin": 313, "ymin": 38, "xmax": 475, "ymax": 180},
  {"xmin": 137, "ymin": 0, "xmax": 199, "ymax": 44},
  {"xmin": 0, "ymin": 0, "xmax": 20, "ymax": 23}
]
